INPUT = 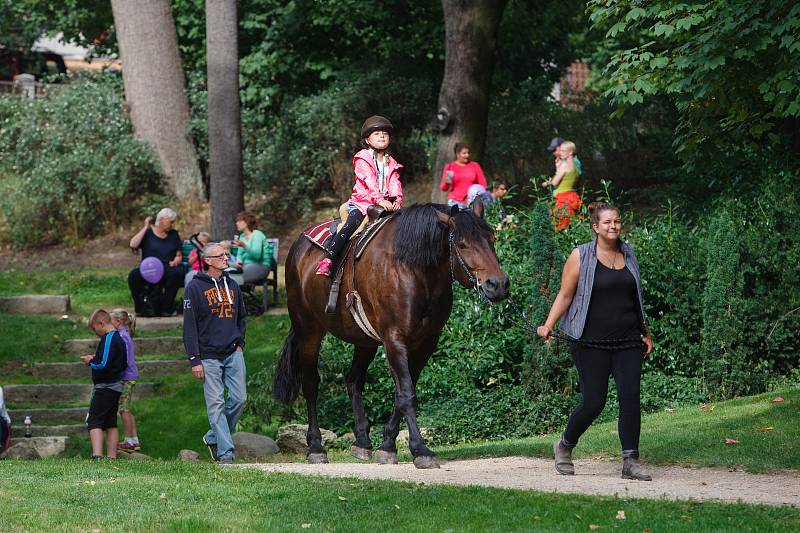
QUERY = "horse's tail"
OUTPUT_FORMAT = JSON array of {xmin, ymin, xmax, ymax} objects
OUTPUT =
[{"xmin": 272, "ymin": 327, "xmax": 301, "ymax": 404}]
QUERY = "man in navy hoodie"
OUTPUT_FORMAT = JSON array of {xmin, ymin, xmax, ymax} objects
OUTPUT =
[{"xmin": 183, "ymin": 242, "xmax": 247, "ymax": 463}]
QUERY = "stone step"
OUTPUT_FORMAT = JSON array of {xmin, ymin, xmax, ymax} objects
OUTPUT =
[
  {"xmin": 0, "ymin": 295, "xmax": 70, "ymax": 314},
  {"xmin": 27, "ymin": 424, "xmax": 86, "ymax": 437},
  {"xmin": 266, "ymin": 307, "xmax": 288, "ymax": 315},
  {"xmin": 136, "ymin": 315, "xmax": 183, "ymax": 332},
  {"xmin": 8, "ymin": 407, "xmax": 88, "ymax": 424},
  {"xmin": 31, "ymin": 360, "xmax": 186, "ymax": 379},
  {"xmin": 4, "ymin": 383, "xmax": 161, "ymax": 404},
  {"xmin": 3, "ymin": 436, "xmax": 69, "ymax": 459},
  {"xmin": 63, "ymin": 336, "xmax": 183, "ymax": 355}
]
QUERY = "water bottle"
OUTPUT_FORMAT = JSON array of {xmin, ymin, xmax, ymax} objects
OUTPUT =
[{"xmin": 24, "ymin": 415, "xmax": 32, "ymax": 438}]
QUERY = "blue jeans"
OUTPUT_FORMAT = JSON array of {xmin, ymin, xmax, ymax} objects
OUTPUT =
[
  {"xmin": 447, "ymin": 199, "xmax": 468, "ymax": 210},
  {"xmin": 201, "ymin": 351, "xmax": 246, "ymax": 460}
]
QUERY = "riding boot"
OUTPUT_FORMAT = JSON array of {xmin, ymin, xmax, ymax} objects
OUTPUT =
[
  {"xmin": 622, "ymin": 456, "xmax": 652, "ymax": 481},
  {"xmin": 553, "ymin": 438, "xmax": 575, "ymax": 475}
]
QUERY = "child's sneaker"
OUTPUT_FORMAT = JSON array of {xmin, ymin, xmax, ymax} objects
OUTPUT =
[
  {"xmin": 118, "ymin": 442, "xmax": 138, "ymax": 453},
  {"xmin": 316, "ymin": 257, "xmax": 333, "ymax": 276}
]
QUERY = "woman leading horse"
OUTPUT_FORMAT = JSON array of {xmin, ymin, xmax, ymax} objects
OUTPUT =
[{"xmin": 273, "ymin": 201, "xmax": 509, "ymax": 468}]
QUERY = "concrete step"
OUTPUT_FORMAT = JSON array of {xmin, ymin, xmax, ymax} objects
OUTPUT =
[
  {"xmin": 28, "ymin": 424, "xmax": 85, "ymax": 437},
  {"xmin": 0, "ymin": 295, "xmax": 70, "ymax": 314},
  {"xmin": 63, "ymin": 336, "xmax": 183, "ymax": 355},
  {"xmin": 8, "ymin": 407, "xmax": 87, "ymax": 424},
  {"xmin": 136, "ymin": 315, "xmax": 183, "ymax": 332},
  {"xmin": 31, "ymin": 360, "xmax": 187, "ymax": 379},
  {"xmin": 4, "ymin": 383, "xmax": 161, "ymax": 404}
]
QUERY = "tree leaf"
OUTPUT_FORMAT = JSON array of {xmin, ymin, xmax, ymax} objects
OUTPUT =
[{"xmin": 724, "ymin": 437, "xmax": 739, "ymax": 445}]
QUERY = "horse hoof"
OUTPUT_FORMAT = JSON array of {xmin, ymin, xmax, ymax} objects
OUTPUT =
[
  {"xmin": 307, "ymin": 452, "xmax": 329, "ymax": 464},
  {"xmin": 350, "ymin": 446, "xmax": 372, "ymax": 461},
  {"xmin": 375, "ymin": 450, "xmax": 398, "ymax": 465},
  {"xmin": 413, "ymin": 455, "xmax": 440, "ymax": 469}
]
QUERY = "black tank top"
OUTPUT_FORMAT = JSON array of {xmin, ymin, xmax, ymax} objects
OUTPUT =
[{"xmin": 582, "ymin": 261, "xmax": 642, "ymax": 340}]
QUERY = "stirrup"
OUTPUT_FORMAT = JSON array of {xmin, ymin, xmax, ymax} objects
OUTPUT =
[{"xmin": 316, "ymin": 258, "xmax": 333, "ymax": 276}]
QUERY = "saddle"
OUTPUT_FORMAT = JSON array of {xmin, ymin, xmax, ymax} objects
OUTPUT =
[{"xmin": 323, "ymin": 205, "xmax": 395, "ymax": 316}]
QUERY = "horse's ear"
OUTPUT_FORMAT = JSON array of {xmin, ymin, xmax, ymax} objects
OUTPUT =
[
  {"xmin": 472, "ymin": 197, "xmax": 485, "ymax": 219},
  {"xmin": 449, "ymin": 204, "xmax": 460, "ymax": 217}
]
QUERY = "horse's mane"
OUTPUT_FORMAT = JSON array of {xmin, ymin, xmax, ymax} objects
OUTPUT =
[{"xmin": 394, "ymin": 203, "xmax": 493, "ymax": 269}]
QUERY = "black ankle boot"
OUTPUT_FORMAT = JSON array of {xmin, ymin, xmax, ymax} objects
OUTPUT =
[
  {"xmin": 622, "ymin": 457, "xmax": 652, "ymax": 481},
  {"xmin": 553, "ymin": 439, "xmax": 575, "ymax": 475}
]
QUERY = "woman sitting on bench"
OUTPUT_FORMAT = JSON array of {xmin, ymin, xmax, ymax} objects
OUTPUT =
[{"xmin": 231, "ymin": 211, "xmax": 273, "ymax": 284}]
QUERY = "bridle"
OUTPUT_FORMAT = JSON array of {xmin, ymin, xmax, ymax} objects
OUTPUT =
[{"xmin": 448, "ymin": 229, "xmax": 492, "ymax": 305}]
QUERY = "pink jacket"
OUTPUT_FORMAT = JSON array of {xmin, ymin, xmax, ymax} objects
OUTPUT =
[{"xmin": 348, "ymin": 149, "xmax": 403, "ymax": 214}]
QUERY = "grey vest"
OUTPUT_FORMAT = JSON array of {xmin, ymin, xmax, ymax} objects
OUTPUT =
[{"xmin": 558, "ymin": 239, "xmax": 648, "ymax": 339}]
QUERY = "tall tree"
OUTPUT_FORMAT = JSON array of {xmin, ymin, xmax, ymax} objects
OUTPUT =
[
  {"xmin": 111, "ymin": 0, "xmax": 203, "ymax": 200},
  {"xmin": 206, "ymin": 0, "xmax": 243, "ymax": 240},
  {"xmin": 431, "ymin": 0, "xmax": 508, "ymax": 202}
]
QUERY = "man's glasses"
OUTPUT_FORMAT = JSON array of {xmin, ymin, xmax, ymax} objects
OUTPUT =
[{"xmin": 205, "ymin": 253, "xmax": 230, "ymax": 259}]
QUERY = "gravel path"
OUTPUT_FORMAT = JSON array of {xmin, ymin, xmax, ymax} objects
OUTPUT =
[{"xmin": 240, "ymin": 456, "xmax": 800, "ymax": 507}]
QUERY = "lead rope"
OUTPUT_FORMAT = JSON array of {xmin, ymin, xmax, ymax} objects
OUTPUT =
[{"xmin": 448, "ymin": 231, "xmax": 644, "ymax": 351}]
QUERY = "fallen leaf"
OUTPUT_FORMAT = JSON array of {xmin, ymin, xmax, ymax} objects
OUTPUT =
[
  {"xmin": 724, "ymin": 438, "xmax": 739, "ymax": 445},
  {"xmin": 772, "ymin": 396, "xmax": 784, "ymax": 403},
  {"xmin": 394, "ymin": 504, "xmax": 400, "ymax": 509},
  {"xmin": 616, "ymin": 510, "xmax": 626, "ymax": 520},
  {"xmin": 83, "ymin": 480, "xmax": 96, "ymax": 486},
  {"xmin": 664, "ymin": 408, "xmax": 674, "ymax": 413},
  {"xmin": 589, "ymin": 525, "xmax": 600, "ymax": 530},
  {"xmin": 644, "ymin": 529, "xmax": 652, "ymax": 532},
  {"xmin": 338, "ymin": 496, "xmax": 347, "ymax": 501},
  {"xmin": 680, "ymin": 515, "xmax": 690, "ymax": 520},
  {"xmin": 487, "ymin": 377, "xmax": 497, "ymax": 386},
  {"xmin": 532, "ymin": 515, "xmax": 541, "ymax": 520},
  {"xmin": 575, "ymin": 514, "xmax": 582, "ymax": 520},
  {"xmin": 159, "ymin": 492, "xmax": 166, "ymax": 499},
  {"xmin": 755, "ymin": 426, "xmax": 774, "ymax": 432},
  {"xmin": 301, "ymin": 524, "xmax": 311, "ymax": 529},
  {"xmin": 593, "ymin": 455, "xmax": 605, "ymax": 460}
]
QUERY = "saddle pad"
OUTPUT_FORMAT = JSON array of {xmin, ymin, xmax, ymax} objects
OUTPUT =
[
  {"xmin": 303, "ymin": 219, "xmax": 336, "ymax": 250},
  {"xmin": 354, "ymin": 213, "xmax": 396, "ymax": 259}
]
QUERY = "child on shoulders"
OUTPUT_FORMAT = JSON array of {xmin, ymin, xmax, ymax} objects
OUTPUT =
[{"xmin": 316, "ymin": 115, "xmax": 403, "ymax": 276}]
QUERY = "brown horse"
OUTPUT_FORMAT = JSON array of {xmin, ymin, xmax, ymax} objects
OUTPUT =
[{"xmin": 272, "ymin": 202, "xmax": 509, "ymax": 468}]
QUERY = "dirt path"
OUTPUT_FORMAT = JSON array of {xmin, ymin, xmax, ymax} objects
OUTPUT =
[{"xmin": 240, "ymin": 456, "xmax": 800, "ymax": 507}]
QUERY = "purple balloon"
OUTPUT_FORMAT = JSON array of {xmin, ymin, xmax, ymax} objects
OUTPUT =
[{"xmin": 140, "ymin": 256, "xmax": 165, "ymax": 284}]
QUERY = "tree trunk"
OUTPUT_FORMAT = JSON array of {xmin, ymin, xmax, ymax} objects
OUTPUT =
[
  {"xmin": 431, "ymin": 0, "xmax": 508, "ymax": 202},
  {"xmin": 111, "ymin": 0, "xmax": 203, "ymax": 201},
  {"xmin": 206, "ymin": 0, "xmax": 243, "ymax": 240}
]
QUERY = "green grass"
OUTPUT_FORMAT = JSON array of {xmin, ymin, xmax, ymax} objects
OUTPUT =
[
  {"xmin": 0, "ymin": 460, "xmax": 797, "ymax": 532},
  {"xmin": 0, "ymin": 268, "xmax": 132, "ymax": 315},
  {"xmin": 427, "ymin": 388, "xmax": 800, "ymax": 473}
]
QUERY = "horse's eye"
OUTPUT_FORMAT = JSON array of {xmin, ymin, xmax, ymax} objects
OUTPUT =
[{"xmin": 457, "ymin": 242, "xmax": 468, "ymax": 250}]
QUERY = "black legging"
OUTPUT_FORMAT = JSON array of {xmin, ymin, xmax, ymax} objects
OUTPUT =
[
  {"xmin": 563, "ymin": 346, "xmax": 643, "ymax": 455},
  {"xmin": 128, "ymin": 265, "xmax": 183, "ymax": 315},
  {"xmin": 326, "ymin": 210, "xmax": 365, "ymax": 260}
]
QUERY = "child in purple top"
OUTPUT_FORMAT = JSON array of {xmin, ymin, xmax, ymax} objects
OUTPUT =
[{"xmin": 111, "ymin": 309, "xmax": 141, "ymax": 451}]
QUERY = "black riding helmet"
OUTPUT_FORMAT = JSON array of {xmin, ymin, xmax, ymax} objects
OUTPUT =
[{"xmin": 360, "ymin": 115, "xmax": 394, "ymax": 140}]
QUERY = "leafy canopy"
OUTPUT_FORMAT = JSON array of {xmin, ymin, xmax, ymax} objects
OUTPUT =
[{"xmin": 587, "ymin": 1, "xmax": 800, "ymax": 161}]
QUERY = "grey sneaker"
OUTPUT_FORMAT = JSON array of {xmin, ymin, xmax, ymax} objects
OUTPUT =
[
  {"xmin": 217, "ymin": 456, "xmax": 234, "ymax": 464},
  {"xmin": 622, "ymin": 457, "xmax": 652, "ymax": 481},
  {"xmin": 202, "ymin": 436, "xmax": 219, "ymax": 462},
  {"xmin": 553, "ymin": 439, "xmax": 575, "ymax": 475}
]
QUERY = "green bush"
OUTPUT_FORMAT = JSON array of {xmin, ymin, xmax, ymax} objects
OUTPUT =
[{"xmin": 0, "ymin": 73, "xmax": 160, "ymax": 247}]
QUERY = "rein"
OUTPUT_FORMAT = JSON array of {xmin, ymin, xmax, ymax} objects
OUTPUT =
[{"xmin": 447, "ymin": 230, "xmax": 644, "ymax": 351}]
